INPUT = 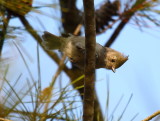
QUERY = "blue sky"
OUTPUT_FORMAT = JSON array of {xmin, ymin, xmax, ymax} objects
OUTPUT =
[
  {"xmin": 4, "ymin": 0, "xmax": 160, "ymax": 120},
  {"xmin": 96, "ymin": 24, "xmax": 160, "ymax": 120}
]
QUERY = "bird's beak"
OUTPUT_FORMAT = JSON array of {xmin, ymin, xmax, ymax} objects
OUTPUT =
[{"xmin": 112, "ymin": 67, "xmax": 116, "ymax": 73}]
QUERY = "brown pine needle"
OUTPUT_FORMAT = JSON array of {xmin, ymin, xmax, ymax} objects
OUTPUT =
[
  {"xmin": 142, "ymin": 110, "xmax": 160, "ymax": 121},
  {"xmin": 0, "ymin": 118, "xmax": 12, "ymax": 121}
]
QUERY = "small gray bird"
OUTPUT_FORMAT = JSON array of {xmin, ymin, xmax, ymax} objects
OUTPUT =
[{"xmin": 42, "ymin": 31, "xmax": 128, "ymax": 72}]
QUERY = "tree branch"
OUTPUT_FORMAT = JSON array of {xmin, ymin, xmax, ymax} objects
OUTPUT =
[
  {"xmin": 105, "ymin": 18, "xmax": 130, "ymax": 47},
  {"xmin": 0, "ymin": 118, "xmax": 11, "ymax": 121},
  {"xmin": 59, "ymin": 0, "xmax": 82, "ymax": 34},
  {"xmin": 83, "ymin": 0, "xmax": 96, "ymax": 120},
  {"xmin": 142, "ymin": 110, "xmax": 160, "ymax": 121},
  {"xmin": 105, "ymin": 0, "xmax": 147, "ymax": 47}
]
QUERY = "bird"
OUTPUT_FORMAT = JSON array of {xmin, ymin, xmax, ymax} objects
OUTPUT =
[{"xmin": 42, "ymin": 31, "xmax": 128, "ymax": 72}]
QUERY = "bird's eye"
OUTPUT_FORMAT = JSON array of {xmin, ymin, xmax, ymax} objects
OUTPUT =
[{"xmin": 111, "ymin": 59, "xmax": 116, "ymax": 62}]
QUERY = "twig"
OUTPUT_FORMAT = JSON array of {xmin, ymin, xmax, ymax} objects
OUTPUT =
[
  {"xmin": 83, "ymin": 0, "xmax": 96, "ymax": 121},
  {"xmin": 73, "ymin": 24, "xmax": 82, "ymax": 35},
  {"xmin": 105, "ymin": 18, "xmax": 130, "ymax": 47},
  {"xmin": 0, "ymin": 118, "xmax": 12, "ymax": 121},
  {"xmin": 105, "ymin": 0, "xmax": 146, "ymax": 47},
  {"xmin": 142, "ymin": 110, "xmax": 160, "ymax": 121}
]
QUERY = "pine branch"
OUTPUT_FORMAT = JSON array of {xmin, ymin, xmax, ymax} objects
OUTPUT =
[
  {"xmin": 105, "ymin": 0, "xmax": 146, "ymax": 47},
  {"xmin": 83, "ymin": 0, "xmax": 96, "ymax": 121},
  {"xmin": 0, "ymin": 118, "xmax": 11, "ymax": 121},
  {"xmin": 94, "ymin": 92, "xmax": 104, "ymax": 121},
  {"xmin": 59, "ymin": 0, "xmax": 82, "ymax": 34},
  {"xmin": 105, "ymin": 18, "xmax": 130, "ymax": 47},
  {"xmin": 142, "ymin": 110, "xmax": 160, "ymax": 121}
]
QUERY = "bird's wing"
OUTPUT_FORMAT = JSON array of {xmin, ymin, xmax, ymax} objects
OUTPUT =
[
  {"xmin": 71, "ymin": 36, "xmax": 86, "ymax": 53},
  {"xmin": 42, "ymin": 31, "xmax": 63, "ymax": 50}
]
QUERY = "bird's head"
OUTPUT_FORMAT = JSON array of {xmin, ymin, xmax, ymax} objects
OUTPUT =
[{"xmin": 105, "ymin": 48, "xmax": 128, "ymax": 72}]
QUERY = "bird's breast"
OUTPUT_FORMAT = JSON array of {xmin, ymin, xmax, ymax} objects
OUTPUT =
[{"xmin": 62, "ymin": 40, "xmax": 85, "ymax": 68}]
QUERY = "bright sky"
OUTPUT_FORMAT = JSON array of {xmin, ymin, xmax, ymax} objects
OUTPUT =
[{"xmin": 4, "ymin": 0, "xmax": 160, "ymax": 120}]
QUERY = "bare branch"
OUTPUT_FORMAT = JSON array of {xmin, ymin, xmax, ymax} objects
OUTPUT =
[
  {"xmin": 0, "ymin": 118, "xmax": 12, "ymax": 121},
  {"xmin": 83, "ymin": 0, "xmax": 96, "ymax": 120},
  {"xmin": 142, "ymin": 110, "xmax": 160, "ymax": 121},
  {"xmin": 105, "ymin": 18, "xmax": 130, "ymax": 47},
  {"xmin": 105, "ymin": 0, "xmax": 147, "ymax": 47},
  {"xmin": 59, "ymin": 0, "xmax": 82, "ymax": 34}
]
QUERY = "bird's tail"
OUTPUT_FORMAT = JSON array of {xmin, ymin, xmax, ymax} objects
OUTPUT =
[{"xmin": 42, "ymin": 31, "xmax": 64, "ymax": 50}]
